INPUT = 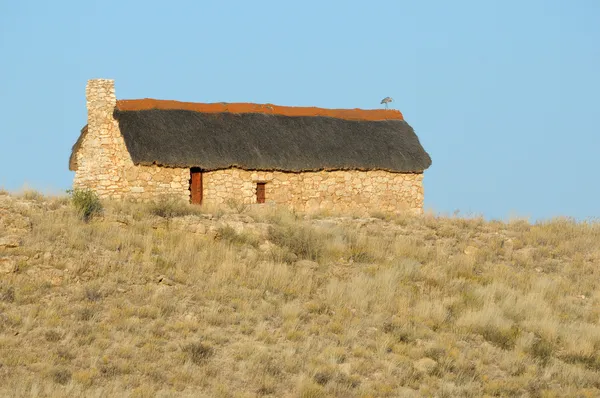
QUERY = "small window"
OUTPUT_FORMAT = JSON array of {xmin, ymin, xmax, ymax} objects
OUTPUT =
[{"xmin": 256, "ymin": 182, "xmax": 266, "ymax": 204}]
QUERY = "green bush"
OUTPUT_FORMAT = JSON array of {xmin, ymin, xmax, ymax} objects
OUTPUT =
[{"xmin": 68, "ymin": 189, "xmax": 103, "ymax": 222}]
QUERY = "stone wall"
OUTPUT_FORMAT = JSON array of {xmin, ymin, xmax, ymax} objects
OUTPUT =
[
  {"xmin": 73, "ymin": 80, "xmax": 189, "ymax": 202},
  {"xmin": 203, "ymin": 168, "xmax": 424, "ymax": 214},
  {"xmin": 73, "ymin": 79, "xmax": 425, "ymax": 213}
]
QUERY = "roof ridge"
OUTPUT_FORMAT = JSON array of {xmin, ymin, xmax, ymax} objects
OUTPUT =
[{"xmin": 115, "ymin": 98, "xmax": 404, "ymax": 121}]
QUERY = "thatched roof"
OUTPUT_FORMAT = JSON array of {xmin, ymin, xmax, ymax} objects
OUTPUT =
[
  {"xmin": 70, "ymin": 101, "xmax": 432, "ymax": 173},
  {"xmin": 69, "ymin": 125, "xmax": 87, "ymax": 171}
]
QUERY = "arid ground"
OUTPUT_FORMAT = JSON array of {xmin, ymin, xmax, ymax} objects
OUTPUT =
[{"xmin": 1, "ymin": 190, "xmax": 599, "ymax": 397}]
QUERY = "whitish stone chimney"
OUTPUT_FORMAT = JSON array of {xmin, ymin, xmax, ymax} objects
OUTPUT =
[
  {"xmin": 86, "ymin": 79, "xmax": 116, "ymax": 134},
  {"xmin": 73, "ymin": 79, "xmax": 130, "ymax": 197}
]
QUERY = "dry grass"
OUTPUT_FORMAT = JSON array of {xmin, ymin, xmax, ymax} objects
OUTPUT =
[{"xmin": 1, "ymin": 192, "xmax": 600, "ymax": 397}]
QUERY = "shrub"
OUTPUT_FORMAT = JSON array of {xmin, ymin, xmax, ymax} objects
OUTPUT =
[{"xmin": 68, "ymin": 189, "xmax": 103, "ymax": 222}]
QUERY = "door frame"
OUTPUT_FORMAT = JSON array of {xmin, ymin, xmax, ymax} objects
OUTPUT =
[{"xmin": 190, "ymin": 168, "xmax": 203, "ymax": 205}]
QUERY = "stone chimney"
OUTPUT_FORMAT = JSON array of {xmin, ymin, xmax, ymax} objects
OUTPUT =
[
  {"xmin": 86, "ymin": 79, "xmax": 116, "ymax": 135},
  {"xmin": 73, "ymin": 79, "xmax": 129, "ymax": 197}
]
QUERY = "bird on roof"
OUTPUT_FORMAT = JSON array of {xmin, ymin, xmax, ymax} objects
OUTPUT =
[{"xmin": 380, "ymin": 97, "xmax": 393, "ymax": 109}]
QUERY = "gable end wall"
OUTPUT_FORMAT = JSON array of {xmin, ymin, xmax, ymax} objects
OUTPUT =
[{"xmin": 73, "ymin": 79, "xmax": 189, "ymax": 201}]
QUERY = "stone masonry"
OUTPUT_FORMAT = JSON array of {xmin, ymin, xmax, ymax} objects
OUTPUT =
[
  {"xmin": 73, "ymin": 79, "xmax": 189, "ymax": 202},
  {"xmin": 72, "ymin": 79, "xmax": 425, "ymax": 214},
  {"xmin": 203, "ymin": 168, "xmax": 424, "ymax": 214}
]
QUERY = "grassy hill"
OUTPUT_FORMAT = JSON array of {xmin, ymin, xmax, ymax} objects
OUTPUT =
[{"xmin": 1, "ymin": 190, "xmax": 599, "ymax": 397}]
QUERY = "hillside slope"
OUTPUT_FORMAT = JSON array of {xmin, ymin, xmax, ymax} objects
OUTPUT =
[{"xmin": 1, "ymin": 191, "xmax": 599, "ymax": 397}]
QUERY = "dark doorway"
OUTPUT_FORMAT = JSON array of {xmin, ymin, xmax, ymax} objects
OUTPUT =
[
  {"xmin": 190, "ymin": 168, "xmax": 203, "ymax": 204},
  {"xmin": 256, "ymin": 182, "xmax": 266, "ymax": 204}
]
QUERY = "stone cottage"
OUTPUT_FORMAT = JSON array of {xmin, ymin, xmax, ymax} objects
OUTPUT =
[{"xmin": 69, "ymin": 79, "xmax": 432, "ymax": 214}]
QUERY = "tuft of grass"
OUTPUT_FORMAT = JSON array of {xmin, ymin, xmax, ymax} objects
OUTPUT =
[
  {"xmin": 68, "ymin": 188, "xmax": 103, "ymax": 222},
  {"xmin": 22, "ymin": 189, "xmax": 45, "ymax": 201},
  {"xmin": 343, "ymin": 230, "xmax": 377, "ymax": 263},
  {"xmin": 147, "ymin": 196, "xmax": 200, "ymax": 219},
  {"xmin": 312, "ymin": 370, "xmax": 332, "ymax": 386},
  {"xmin": 369, "ymin": 210, "xmax": 391, "ymax": 221},
  {"xmin": 0, "ymin": 285, "xmax": 15, "ymax": 302},
  {"xmin": 84, "ymin": 286, "xmax": 102, "ymax": 302},
  {"xmin": 51, "ymin": 368, "xmax": 72, "ymax": 385},
  {"xmin": 297, "ymin": 380, "xmax": 326, "ymax": 398},
  {"xmin": 216, "ymin": 225, "xmax": 259, "ymax": 247},
  {"xmin": 183, "ymin": 342, "xmax": 214, "ymax": 365},
  {"xmin": 456, "ymin": 306, "xmax": 521, "ymax": 349},
  {"xmin": 563, "ymin": 353, "xmax": 600, "ymax": 371},
  {"xmin": 56, "ymin": 347, "xmax": 75, "ymax": 362},
  {"xmin": 482, "ymin": 325, "xmax": 521, "ymax": 350},
  {"xmin": 77, "ymin": 306, "xmax": 97, "ymax": 321},
  {"xmin": 45, "ymin": 330, "xmax": 63, "ymax": 342},
  {"xmin": 268, "ymin": 222, "xmax": 326, "ymax": 261},
  {"xmin": 225, "ymin": 198, "xmax": 249, "ymax": 214},
  {"xmin": 529, "ymin": 334, "xmax": 555, "ymax": 366}
]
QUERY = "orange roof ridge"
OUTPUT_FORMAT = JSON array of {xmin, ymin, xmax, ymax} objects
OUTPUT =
[{"xmin": 115, "ymin": 98, "xmax": 404, "ymax": 121}]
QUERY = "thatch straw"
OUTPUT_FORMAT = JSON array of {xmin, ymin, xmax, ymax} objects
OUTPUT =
[
  {"xmin": 70, "ymin": 109, "xmax": 431, "ymax": 173},
  {"xmin": 69, "ymin": 125, "xmax": 87, "ymax": 171}
]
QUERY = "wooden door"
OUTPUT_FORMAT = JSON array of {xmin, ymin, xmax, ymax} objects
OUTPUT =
[
  {"xmin": 256, "ymin": 182, "xmax": 266, "ymax": 204},
  {"xmin": 190, "ymin": 168, "xmax": 203, "ymax": 204}
]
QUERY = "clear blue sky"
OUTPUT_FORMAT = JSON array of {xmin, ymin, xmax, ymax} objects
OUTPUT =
[{"xmin": 1, "ymin": 0, "xmax": 598, "ymax": 221}]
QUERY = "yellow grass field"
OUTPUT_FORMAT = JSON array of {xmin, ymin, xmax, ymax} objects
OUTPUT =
[{"xmin": 1, "ymin": 190, "xmax": 599, "ymax": 397}]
